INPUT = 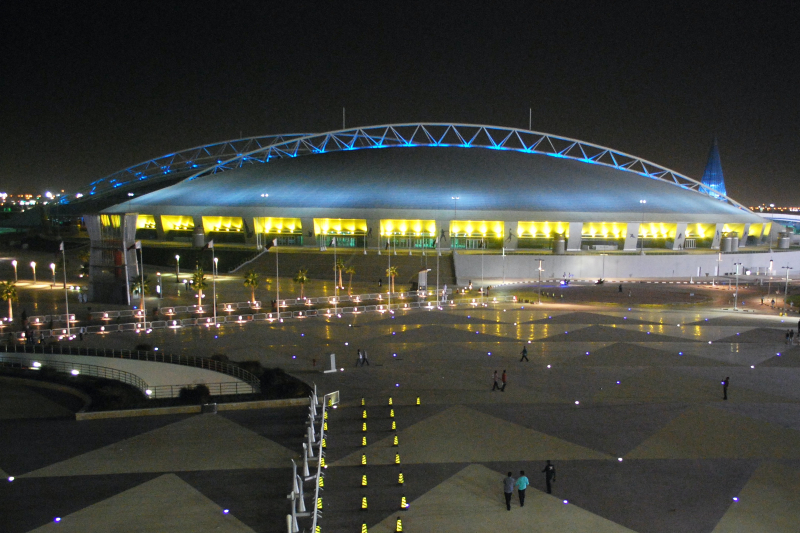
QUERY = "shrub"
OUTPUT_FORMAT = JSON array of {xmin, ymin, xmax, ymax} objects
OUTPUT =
[
  {"xmin": 135, "ymin": 343, "xmax": 153, "ymax": 352},
  {"xmin": 178, "ymin": 384, "xmax": 211, "ymax": 405}
]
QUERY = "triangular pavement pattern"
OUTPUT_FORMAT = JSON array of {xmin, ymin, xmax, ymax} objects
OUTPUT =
[
  {"xmin": 0, "ymin": 382, "xmax": 76, "ymax": 420},
  {"xmin": 758, "ymin": 347, "xmax": 800, "ymax": 367},
  {"xmin": 470, "ymin": 402, "xmax": 690, "ymax": 456},
  {"xmin": 332, "ymin": 405, "xmax": 611, "ymax": 466},
  {"xmin": 592, "ymin": 368, "xmax": 792, "ymax": 404},
  {"xmin": 563, "ymin": 342, "xmax": 732, "ymax": 367},
  {"xmin": 380, "ymin": 310, "xmax": 500, "ymax": 326},
  {"xmin": 383, "ymin": 324, "xmax": 514, "ymax": 344},
  {"xmin": 713, "ymin": 327, "xmax": 788, "ymax": 344},
  {"xmin": 368, "ymin": 464, "xmax": 636, "ymax": 533},
  {"xmin": 626, "ymin": 405, "xmax": 800, "ymax": 459},
  {"xmin": 526, "ymin": 311, "xmax": 660, "ymax": 325},
  {"xmin": 22, "ymin": 414, "xmax": 297, "ymax": 477},
  {"xmin": 711, "ymin": 461, "xmax": 800, "ymax": 533},
  {"xmin": 538, "ymin": 324, "xmax": 692, "ymax": 343},
  {"xmin": 25, "ymin": 473, "xmax": 256, "ymax": 533}
]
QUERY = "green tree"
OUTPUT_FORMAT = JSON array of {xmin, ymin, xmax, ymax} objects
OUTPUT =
[
  {"xmin": 386, "ymin": 266, "xmax": 398, "ymax": 293},
  {"xmin": 0, "ymin": 281, "xmax": 18, "ymax": 321},
  {"xmin": 293, "ymin": 268, "xmax": 309, "ymax": 299},
  {"xmin": 192, "ymin": 267, "xmax": 208, "ymax": 306},
  {"xmin": 345, "ymin": 266, "xmax": 356, "ymax": 295},
  {"xmin": 335, "ymin": 258, "xmax": 345, "ymax": 288},
  {"xmin": 243, "ymin": 269, "xmax": 260, "ymax": 303}
]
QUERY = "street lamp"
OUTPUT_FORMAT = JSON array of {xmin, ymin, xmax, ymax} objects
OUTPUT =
[
  {"xmin": 733, "ymin": 262, "xmax": 741, "ymax": 310},
  {"xmin": 714, "ymin": 253, "xmax": 723, "ymax": 287},
  {"xmin": 156, "ymin": 272, "xmax": 162, "ymax": 299},
  {"xmin": 30, "ymin": 261, "xmax": 36, "ymax": 283},
  {"xmin": 50, "ymin": 263, "xmax": 56, "ymax": 287},
  {"xmin": 783, "ymin": 266, "xmax": 793, "ymax": 304},
  {"xmin": 452, "ymin": 196, "xmax": 460, "ymax": 218},
  {"xmin": 537, "ymin": 259, "xmax": 544, "ymax": 304},
  {"xmin": 175, "ymin": 255, "xmax": 180, "ymax": 282},
  {"xmin": 11, "ymin": 260, "xmax": 17, "ymax": 281},
  {"xmin": 638, "ymin": 200, "xmax": 647, "ymax": 254},
  {"xmin": 600, "ymin": 253, "xmax": 607, "ymax": 280},
  {"xmin": 767, "ymin": 259, "xmax": 773, "ymax": 295}
]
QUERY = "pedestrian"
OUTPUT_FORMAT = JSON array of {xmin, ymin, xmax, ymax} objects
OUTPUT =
[
  {"xmin": 787, "ymin": 330, "xmax": 791, "ymax": 345},
  {"xmin": 515, "ymin": 470, "xmax": 529, "ymax": 507},
  {"xmin": 520, "ymin": 346, "xmax": 529, "ymax": 362},
  {"xmin": 619, "ymin": 284, "xmax": 623, "ymax": 293},
  {"xmin": 378, "ymin": 278, "xmax": 382, "ymax": 287},
  {"xmin": 542, "ymin": 460, "xmax": 556, "ymax": 494},
  {"xmin": 491, "ymin": 370, "xmax": 501, "ymax": 391},
  {"xmin": 772, "ymin": 299, "xmax": 776, "ymax": 308},
  {"xmin": 362, "ymin": 349, "xmax": 370, "ymax": 366},
  {"xmin": 356, "ymin": 349, "xmax": 363, "ymax": 367},
  {"xmin": 501, "ymin": 370, "xmax": 507, "ymax": 392},
  {"xmin": 722, "ymin": 376, "xmax": 729, "ymax": 400},
  {"xmin": 503, "ymin": 472, "xmax": 515, "ymax": 511},
  {"xmin": 79, "ymin": 326, "xmax": 84, "ymax": 341}
]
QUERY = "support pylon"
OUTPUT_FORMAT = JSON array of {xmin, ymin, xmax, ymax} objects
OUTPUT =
[{"xmin": 398, "ymin": 471, "xmax": 404, "ymax": 484}]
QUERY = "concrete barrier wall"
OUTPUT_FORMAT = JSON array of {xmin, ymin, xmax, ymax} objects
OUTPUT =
[
  {"xmin": 454, "ymin": 250, "xmax": 800, "ymax": 285},
  {"xmin": 75, "ymin": 397, "xmax": 310, "ymax": 421}
]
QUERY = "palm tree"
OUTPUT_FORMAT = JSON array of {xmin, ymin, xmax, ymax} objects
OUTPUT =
[
  {"xmin": 293, "ymin": 268, "xmax": 309, "ymax": 299},
  {"xmin": 243, "ymin": 269, "xmax": 260, "ymax": 302},
  {"xmin": 192, "ymin": 267, "xmax": 208, "ymax": 306},
  {"xmin": 0, "ymin": 281, "xmax": 18, "ymax": 321},
  {"xmin": 335, "ymin": 258, "xmax": 345, "ymax": 289},
  {"xmin": 386, "ymin": 266, "xmax": 398, "ymax": 293},
  {"xmin": 345, "ymin": 266, "xmax": 356, "ymax": 295}
]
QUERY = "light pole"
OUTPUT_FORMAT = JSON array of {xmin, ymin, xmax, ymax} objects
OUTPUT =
[
  {"xmin": 61, "ymin": 242, "xmax": 70, "ymax": 336},
  {"xmin": 714, "ymin": 252, "xmax": 722, "ymax": 286},
  {"xmin": 156, "ymin": 272, "xmax": 162, "ymax": 299},
  {"xmin": 452, "ymin": 196, "xmax": 459, "ymax": 218},
  {"xmin": 600, "ymin": 253, "xmax": 607, "ymax": 280},
  {"xmin": 537, "ymin": 259, "xmax": 544, "ymax": 304},
  {"xmin": 274, "ymin": 241, "xmax": 279, "ymax": 313},
  {"xmin": 638, "ymin": 199, "xmax": 647, "ymax": 254},
  {"xmin": 50, "ymin": 263, "xmax": 56, "ymax": 287},
  {"xmin": 11, "ymin": 260, "xmax": 17, "ymax": 282},
  {"xmin": 783, "ymin": 266, "xmax": 793, "ymax": 304},
  {"xmin": 175, "ymin": 254, "xmax": 180, "ymax": 282},
  {"xmin": 733, "ymin": 262, "xmax": 741, "ymax": 310},
  {"xmin": 212, "ymin": 255, "xmax": 218, "ymax": 325},
  {"xmin": 768, "ymin": 259, "xmax": 773, "ymax": 295},
  {"xmin": 30, "ymin": 261, "xmax": 36, "ymax": 283}
]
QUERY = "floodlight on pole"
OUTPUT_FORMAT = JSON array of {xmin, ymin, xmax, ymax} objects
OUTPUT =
[
  {"xmin": 50, "ymin": 263, "xmax": 56, "ymax": 287},
  {"xmin": 783, "ymin": 266, "xmax": 793, "ymax": 303},
  {"xmin": 638, "ymin": 200, "xmax": 647, "ymax": 254},
  {"xmin": 175, "ymin": 255, "xmax": 180, "ymax": 282},
  {"xmin": 11, "ymin": 260, "xmax": 17, "ymax": 281},
  {"xmin": 30, "ymin": 261, "xmax": 36, "ymax": 282},
  {"xmin": 733, "ymin": 262, "xmax": 741, "ymax": 310},
  {"xmin": 537, "ymin": 259, "xmax": 544, "ymax": 304},
  {"xmin": 451, "ymin": 196, "xmax": 460, "ymax": 218}
]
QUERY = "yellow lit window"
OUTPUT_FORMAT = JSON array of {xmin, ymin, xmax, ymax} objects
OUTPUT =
[
  {"xmin": 314, "ymin": 218, "xmax": 368, "ymax": 235},
  {"xmin": 380, "ymin": 219, "xmax": 436, "ymax": 236},
  {"xmin": 450, "ymin": 220, "xmax": 504, "ymax": 238},
  {"xmin": 516, "ymin": 221, "xmax": 569, "ymax": 238},
  {"xmin": 255, "ymin": 217, "xmax": 302, "ymax": 234},
  {"xmin": 136, "ymin": 215, "xmax": 156, "ymax": 230},
  {"xmin": 161, "ymin": 215, "xmax": 195, "ymax": 231},
  {"xmin": 202, "ymin": 216, "xmax": 244, "ymax": 233}
]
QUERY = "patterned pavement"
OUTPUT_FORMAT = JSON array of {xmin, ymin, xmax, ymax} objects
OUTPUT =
[{"xmin": 2, "ymin": 304, "xmax": 800, "ymax": 532}]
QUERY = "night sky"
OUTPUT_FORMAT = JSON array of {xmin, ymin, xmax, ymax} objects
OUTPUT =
[{"xmin": 2, "ymin": 2, "xmax": 799, "ymax": 206}]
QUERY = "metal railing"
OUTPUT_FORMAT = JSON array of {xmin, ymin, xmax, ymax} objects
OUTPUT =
[
  {"xmin": 0, "ymin": 344, "xmax": 261, "ymax": 393},
  {"xmin": 0, "ymin": 355, "xmax": 151, "ymax": 396}
]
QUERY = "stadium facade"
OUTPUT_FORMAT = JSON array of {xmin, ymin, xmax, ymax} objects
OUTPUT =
[{"xmin": 73, "ymin": 124, "xmax": 767, "ymax": 252}]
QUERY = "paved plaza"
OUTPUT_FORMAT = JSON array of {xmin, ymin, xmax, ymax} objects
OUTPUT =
[{"xmin": 2, "ymin": 296, "xmax": 800, "ymax": 532}]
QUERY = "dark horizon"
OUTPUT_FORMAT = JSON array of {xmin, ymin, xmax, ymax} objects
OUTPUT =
[{"xmin": 2, "ymin": 2, "xmax": 799, "ymax": 206}]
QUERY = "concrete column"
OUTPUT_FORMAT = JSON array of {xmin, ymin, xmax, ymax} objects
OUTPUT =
[
  {"xmin": 366, "ymin": 218, "xmax": 380, "ymax": 250},
  {"xmin": 623, "ymin": 223, "xmax": 640, "ymax": 251},
  {"xmin": 710, "ymin": 223, "xmax": 724, "ymax": 249},
  {"xmin": 672, "ymin": 222, "xmax": 687, "ymax": 250},
  {"xmin": 503, "ymin": 221, "xmax": 518, "ymax": 250},
  {"xmin": 566, "ymin": 222, "xmax": 583, "ymax": 251},
  {"xmin": 242, "ymin": 218, "xmax": 256, "ymax": 245},
  {"xmin": 300, "ymin": 217, "xmax": 317, "ymax": 248},
  {"xmin": 740, "ymin": 223, "xmax": 751, "ymax": 248},
  {"xmin": 155, "ymin": 216, "xmax": 166, "ymax": 240},
  {"xmin": 192, "ymin": 216, "xmax": 205, "ymax": 248},
  {"xmin": 436, "ymin": 219, "xmax": 451, "ymax": 250}
]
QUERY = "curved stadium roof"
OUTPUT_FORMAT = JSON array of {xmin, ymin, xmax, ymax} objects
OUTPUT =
[{"xmin": 89, "ymin": 124, "xmax": 759, "ymax": 223}]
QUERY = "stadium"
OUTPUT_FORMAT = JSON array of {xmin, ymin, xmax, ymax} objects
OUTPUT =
[{"xmin": 51, "ymin": 123, "xmax": 798, "ymax": 300}]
